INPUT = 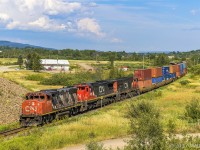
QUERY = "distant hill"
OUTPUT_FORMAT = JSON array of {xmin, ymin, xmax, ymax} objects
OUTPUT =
[{"xmin": 0, "ymin": 41, "xmax": 54, "ymax": 50}]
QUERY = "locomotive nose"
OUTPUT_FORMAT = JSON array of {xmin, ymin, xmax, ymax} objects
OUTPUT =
[{"xmin": 22, "ymin": 100, "xmax": 38, "ymax": 115}]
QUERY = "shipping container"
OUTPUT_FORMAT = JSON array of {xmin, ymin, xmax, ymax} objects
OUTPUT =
[
  {"xmin": 183, "ymin": 63, "xmax": 186, "ymax": 69},
  {"xmin": 152, "ymin": 76, "xmax": 163, "ymax": 84},
  {"xmin": 175, "ymin": 64, "xmax": 180, "ymax": 77},
  {"xmin": 138, "ymin": 79, "xmax": 152, "ymax": 91},
  {"xmin": 180, "ymin": 63, "xmax": 184, "ymax": 75},
  {"xmin": 134, "ymin": 69, "xmax": 152, "ymax": 81},
  {"xmin": 169, "ymin": 65, "xmax": 176, "ymax": 73},
  {"xmin": 176, "ymin": 71, "xmax": 180, "ymax": 77},
  {"xmin": 151, "ymin": 67, "xmax": 162, "ymax": 78},
  {"xmin": 171, "ymin": 73, "xmax": 176, "ymax": 79},
  {"xmin": 162, "ymin": 66, "xmax": 170, "ymax": 75}
]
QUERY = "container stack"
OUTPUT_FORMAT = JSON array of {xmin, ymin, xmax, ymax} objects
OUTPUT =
[
  {"xmin": 175, "ymin": 64, "xmax": 181, "ymax": 77},
  {"xmin": 169, "ymin": 65, "xmax": 176, "ymax": 79},
  {"xmin": 162, "ymin": 66, "xmax": 170, "ymax": 80},
  {"xmin": 182, "ymin": 62, "xmax": 187, "ymax": 75},
  {"xmin": 134, "ymin": 69, "xmax": 152, "ymax": 89},
  {"xmin": 151, "ymin": 67, "xmax": 163, "ymax": 84},
  {"xmin": 180, "ymin": 63, "xmax": 184, "ymax": 75}
]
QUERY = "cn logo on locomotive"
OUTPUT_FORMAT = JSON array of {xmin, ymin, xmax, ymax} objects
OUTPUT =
[
  {"xmin": 99, "ymin": 86, "xmax": 105, "ymax": 93},
  {"xmin": 25, "ymin": 106, "xmax": 37, "ymax": 112}
]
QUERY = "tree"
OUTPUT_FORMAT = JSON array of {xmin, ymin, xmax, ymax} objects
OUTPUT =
[
  {"xmin": 25, "ymin": 53, "xmax": 33, "ymax": 70},
  {"xmin": 25, "ymin": 52, "xmax": 42, "ymax": 72},
  {"xmin": 108, "ymin": 52, "xmax": 116, "ymax": 79},
  {"xmin": 32, "ymin": 52, "xmax": 43, "ymax": 72},
  {"xmin": 17, "ymin": 55, "xmax": 23, "ymax": 68},
  {"xmin": 154, "ymin": 53, "xmax": 169, "ymax": 66}
]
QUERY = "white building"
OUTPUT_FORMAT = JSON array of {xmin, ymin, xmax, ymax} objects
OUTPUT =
[{"xmin": 41, "ymin": 59, "xmax": 70, "ymax": 71}]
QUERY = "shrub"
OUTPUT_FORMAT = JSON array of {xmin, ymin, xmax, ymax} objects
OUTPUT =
[
  {"xmin": 40, "ymin": 72, "xmax": 96, "ymax": 86},
  {"xmin": 179, "ymin": 80, "xmax": 191, "ymax": 85},
  {"xmin": 86, "ymin": 141, "xmax": 105, "ymax": 150},
  {"xmin": 185, "ymin": 98, "xmax": 200, "ymax": 122},
  {"xmin": 190, "ymin": 64, "xmax": 200, "ymax": 75},
  {"xmin": 25, "ymin": 74, "xmax": 45, "ymax": 81},
  {"xmin": 126, "ymin": 101, "xmax": 166, "ymax": 150}
]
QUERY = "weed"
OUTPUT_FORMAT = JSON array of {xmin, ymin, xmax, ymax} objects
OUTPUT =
[
  {"xmin": 179, "ymin": 79, "xmax": 191, "ymax": 85},
  {"xmin": 25, "ymin": 74, "xmax": 45, "ymax": 81},
  {"xmin": 185, "ymin": 98, "xmax": 200, "ymax": 122}
]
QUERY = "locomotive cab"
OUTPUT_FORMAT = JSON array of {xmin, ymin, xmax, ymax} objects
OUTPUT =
[
  {"xmin": 20, "ymin": 92, "xmax": 53, "ymax": 126},
  {"xmin": 77, "ymin": 84, "xmax": 96, "ymax": 101},
  {"xmin": 22, "ymin": 92, "xmax": 52, "ymax": 116}
]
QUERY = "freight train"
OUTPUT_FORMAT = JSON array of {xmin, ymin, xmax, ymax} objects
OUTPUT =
[{"xmin": 20, "ymin": 62, "xmax": 187, "ymax": 127}]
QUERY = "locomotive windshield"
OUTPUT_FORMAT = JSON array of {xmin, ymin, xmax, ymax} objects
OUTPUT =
[
  {"xmin": 78, "ymin": 87, "xmax": 85, "ymax": 90},
  {"xmin": 26, "ymin": 94, "xmax": 45, "ymax": 101}
]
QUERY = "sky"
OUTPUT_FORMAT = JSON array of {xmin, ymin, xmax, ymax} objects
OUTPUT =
[{"xmin": 0, "ymin": 0, "xmax": 200, "ymax": 52}]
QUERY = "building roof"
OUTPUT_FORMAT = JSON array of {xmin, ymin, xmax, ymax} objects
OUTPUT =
[{"xmin": 41, "ymin": 59, "xmax": 69, "ymax": 65}]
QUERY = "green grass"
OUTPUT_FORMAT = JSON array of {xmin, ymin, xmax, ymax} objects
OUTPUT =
[
  {"xmin": 0, "ymin": 122, "xmax": 20, "ymax": 132},
  {"xmin": 0, "ymin": 101, "xmax": 130, "ymax": 150},
  {"xmin": 0, "ymin": 71, "xmax": 62, "ymax": 91}
]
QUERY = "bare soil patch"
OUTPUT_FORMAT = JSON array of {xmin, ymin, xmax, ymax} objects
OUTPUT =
[{"xmin": 0, "ymin": 78, "xmax": 29, "ymax": 125}]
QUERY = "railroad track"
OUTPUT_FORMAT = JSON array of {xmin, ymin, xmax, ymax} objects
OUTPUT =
[{"xmin": 0, "ymin": 127, "xmax": 27, "ymax": 137}]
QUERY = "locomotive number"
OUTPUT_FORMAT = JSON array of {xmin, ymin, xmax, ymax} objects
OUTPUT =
[
  {"xmin": 99, "ymin": 86, "xmax": 105, "ymax": 93},
  {"xmin": 25, "ymin": 106, "xmax": 37, "ymax": 112}
]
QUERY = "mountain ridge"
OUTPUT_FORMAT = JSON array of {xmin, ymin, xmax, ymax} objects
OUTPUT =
[{"xmin": 0, "ymin": 40, "xmax": 55, "ymax": 50}]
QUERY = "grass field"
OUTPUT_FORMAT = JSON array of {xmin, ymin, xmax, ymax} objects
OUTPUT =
[
  {"xmin": 0, "ymin": 74, "xmax": 200, "ymax": 150},
  {"xmin": 0, "ymin": 71, "xmax": 62, "ymax": 91}
]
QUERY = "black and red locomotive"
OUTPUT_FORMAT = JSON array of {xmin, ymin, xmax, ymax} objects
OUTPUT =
[{"xmin": 20, "ymin": 77, "xmax": 139, "ymax": 126}]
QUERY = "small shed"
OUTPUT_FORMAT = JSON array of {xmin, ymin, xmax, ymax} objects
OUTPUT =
[{"xmin": 41, "ymin": 59, "xmax": 70, "ymax": 71}]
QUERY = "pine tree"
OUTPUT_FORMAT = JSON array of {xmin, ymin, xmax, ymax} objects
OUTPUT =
[
  {"xmin": 32, "ymin": 52, "xmax": 43, "ymax": 72},
  {"xmin": 25, "ymin": 52, "xmax": 42, "ymax": 72},
  {"xmin": 17, "ymin": 55, "xmax": 23, "ymax": 68}
]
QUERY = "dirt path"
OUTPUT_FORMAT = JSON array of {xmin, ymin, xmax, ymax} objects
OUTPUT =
[
  {"xmin": 59, "ymin": 133, "xmax": 200, "ymax": 150},
  {"xmin": 77, "ymin": 63, "xmax": 94, "ymax": 71},
  {"xmin": 60, "ymin": 137, "xmax": 129, "ymax": 150},
  {"xmin": 0, "ymin": 65, "xmax": 18, "ymax": 72}
]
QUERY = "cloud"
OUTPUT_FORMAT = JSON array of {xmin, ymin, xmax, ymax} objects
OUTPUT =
[
  {"xmin": 77, "ymin": 18, "xmax": 104, "ymax": 36},
  {"xmin": 190, "ymin": 9, "xmax": 199, "ymax": 16},
  {"xmin": 111, "ymin": 38, "xmax": 123, "ymax": 43},
  {"xmin": 0, "ymin": 0, "xmax": 103, "ymax": 37}
]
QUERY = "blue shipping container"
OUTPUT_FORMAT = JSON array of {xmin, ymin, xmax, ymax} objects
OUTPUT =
[
  {"xmin": 180, "ymin": 63, "xmax": 184, "ymax": 75},
  {"xmin": 152, "ymin": 76, "xmax": 163, "ymax": 84},
  {"xmin": 171, "ymin": 73, "xmax": 176, "ymax": 79},
  {"xmin": 183, "ymin": 63, "xmax": 186, "ymax": 69},
  {"xmin": 162, "ymin": 66, "xmax": 169, "ymax": 75}
]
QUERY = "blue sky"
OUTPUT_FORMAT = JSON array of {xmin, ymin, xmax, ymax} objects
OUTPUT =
[{"xmin": 0, "ymin": 0, "xmax": 200, "ymax": 52}]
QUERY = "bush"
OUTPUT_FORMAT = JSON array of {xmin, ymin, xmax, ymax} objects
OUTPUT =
[
  {"xmin": 185, "ymin": 98, "xmax": 200, "ymax": 122},
  {"xmin": 190, "ymin": 64, "xmax": 200, "ymax": 75},
  {"xmin": 40, "ymin": 72, "xmax": 96, "ymax": 86},
  {"xmin": 86, "ymin": 141, "xmax": 105, "ymax": 150},
  {"xmin": 25, "ymin": 74, "xmax": 45, "ymax": 81},
  {"xmin": 179, "ymin": 80, "xmax": 191, "ymax": 85},
  {"xmin": 126, "ymin": 101, "xmax": 166, "ymax": 150}
]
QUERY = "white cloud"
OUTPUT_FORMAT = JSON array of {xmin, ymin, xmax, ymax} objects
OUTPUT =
[
  {"xmin": 0, "ymin": 13, "xmax": 10, "ymax": 22},
  {"xmin": 111, "ymin": 38, "xmax": 123, "ymax": 43},
  {"xmin": 6, "ymin": 21, "xmax": 20, "ymax": 29},
  {"xmin": 77, "ymin": 18, "xmax": 104, "ymax": 36},
  {"xmin": 0, "ymin": 0, "xmax": 103, "ymax": 37}
]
